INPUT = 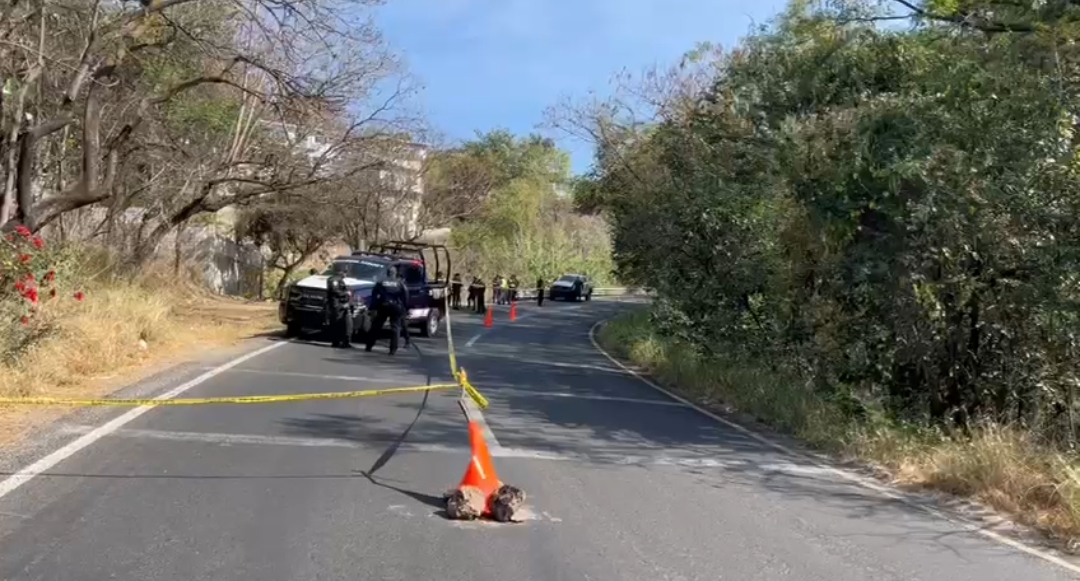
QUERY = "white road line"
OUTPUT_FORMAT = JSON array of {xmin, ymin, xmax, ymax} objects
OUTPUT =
[
  {"xmin": 53, "ymin": 424, "xmax": 743, "ymax": 469},
  {"xmin": 55, "ymin": 424, "xmax": 467, "ymax": 454},
  {"xmin": 489, "ymin": 388, "xmax": 686, "ymax": 407},
  {"xmin": 218, "ymin": 367, "xmax": 427, "ymax": 384},
  {"xmin": 457, "ymin": 353, "xmax": 623, "ymax": 374},
  {"xmin": 0, "ymin": 341, "xmax": 287, "ymax": 501},
  {"xmin": 458, "ymin": 302, "xmax": 588, "ymax": 349},
  {"xmin": 588, "ymin": 320, "xmax": 1080, "ymax": 576}
]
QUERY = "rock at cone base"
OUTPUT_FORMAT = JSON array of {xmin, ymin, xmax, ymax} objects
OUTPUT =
[
  {"xmin": 490, "ymin": 484, "xmax": 526, "ymax": 523},
  {"xmin": 445, "ymin": 485, "xmax": 486, "ymax": 520}
]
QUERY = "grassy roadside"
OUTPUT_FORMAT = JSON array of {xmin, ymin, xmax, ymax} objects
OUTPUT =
[
  {"xmin": 0, "ymin": 277, "xmax": 278, "ymax": 447},
  {"xmin": 597, "ymin": 308, "xmax": 1080, "ymax": 544}
]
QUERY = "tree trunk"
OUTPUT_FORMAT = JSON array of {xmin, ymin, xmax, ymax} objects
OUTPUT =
[{"xmin": 173, "ymin": 219, "xmax": 188, "ymax": 277}]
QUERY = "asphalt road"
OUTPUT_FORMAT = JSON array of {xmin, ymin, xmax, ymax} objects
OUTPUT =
[{"xmin": 0, "ymin": 298, "xmax": 1076, "ymax": 580}]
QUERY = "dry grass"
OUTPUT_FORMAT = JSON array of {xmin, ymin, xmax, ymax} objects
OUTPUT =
[
  {"xmin": 598, "ymin": 309, "xmax": 1080, "ymax": 543},
  {"xmin": 0, "ymin": 273, "xmax": 278, "ymax": 447}
]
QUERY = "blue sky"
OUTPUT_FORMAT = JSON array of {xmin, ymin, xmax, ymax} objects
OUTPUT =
[{"xmin": 375, "ymin": 0, "xmax": 787, "ymax": 175}]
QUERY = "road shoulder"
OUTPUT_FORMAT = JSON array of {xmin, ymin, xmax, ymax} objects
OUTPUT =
[
  {"xmin": 0, "ymin": 336, "xmax": 287, "ymax": 486},
  {"xmin": 590, "ymin": 316, "xmax": 1080, "ymax": 577}
]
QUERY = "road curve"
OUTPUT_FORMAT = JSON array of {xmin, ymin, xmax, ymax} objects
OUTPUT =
[{"xmin": 0, "ymin": 298, "xmax": 1075, "ymax": 580}]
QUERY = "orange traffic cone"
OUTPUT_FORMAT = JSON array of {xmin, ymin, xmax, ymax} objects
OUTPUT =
[
  {"xmin": 483, "ymin": 307, "xmax": 493, "ymax": 328},
  {"xmin": 509, "ymin": 302, "xmax": 517, "ymax": 322},
  {"xmin": 447, "ymin": 421, "xmax": 503, "ymax": 517},
  {"xmin": 460, "ymin": 422, "xmax": 502, "ymax": 494}
]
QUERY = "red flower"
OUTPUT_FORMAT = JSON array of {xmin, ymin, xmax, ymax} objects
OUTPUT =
[
  {"xmin": 18, "ymin": 254, "xmax": 31, "ymax": 264},
  {"xmin": 31, "ymin": 236, "xmax": 43, "ymax": 249},
  {"xmin": 14, "ymin": 225, "xmax": 31, "ymax": 238},
  {"xmin": 14, "ymin": 280, "xmax": 24, "ymax": 292},
  {"xmin": 44, "ymin": 270, "xmax": 55, "ymax": 283},
  {"xmin": 73, "ymin": 291, "xmax": 85, "ymax": 301},
  {"xmin": 20, "ymin": 316, "xmax": 28, "ymax": 326},
  {"xmin": 24, "ymin": 288, "xmax": 38, "ymax": 304}
]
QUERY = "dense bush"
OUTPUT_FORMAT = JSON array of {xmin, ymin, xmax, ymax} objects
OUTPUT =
[{"xmin": 580, "ymin": 4, "xmax": 1080, "ymax": 441}]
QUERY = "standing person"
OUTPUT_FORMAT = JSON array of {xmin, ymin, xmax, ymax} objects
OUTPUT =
[
  {"xmin": 491, "ymin": 275, "xmax": 501, "ymax": 305},
  {"xmin": 498, "ymin": 275, "xmax": 509, "ymax": 305},
  {"xmin": 536, "ymin": 277, "xmax": 545, "ymax": 307},
  {"xmin": 466, "ymin": 275, "xmax": 477, "ymax": 311},
  {"xmin": 508, "ymin": 275, "xmax": 519, "ymax": 302},
  {"xmin": 365, "ymin": 266, "xmax": 407, "ymax": 355},
  {"xmin": 324, "ymin": 271, "xmax": 353, "ymax": 348},
  {"xmin": 398, "ymin": 304, "xmax": 411, "ymax": 349},
  {"xmin": 450, "ymin": 273, "xmax": 463, "ymax": 310},
  {"xmin": 474, "ymin": 276, "xmax": 487, "ymax": 314}
]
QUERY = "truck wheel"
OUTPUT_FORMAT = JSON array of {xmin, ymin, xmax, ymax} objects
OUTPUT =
[
  {"xmin": 285, "ymin": 322, "xmax": 301, "ymax": 338},
  {"xmin": 421, "ymin": 309, "xmax": 441, "ymax": 338}
]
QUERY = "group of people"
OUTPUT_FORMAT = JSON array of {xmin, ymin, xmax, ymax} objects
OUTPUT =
[
  {"xmin": 322, "ymin": 266, "xmax": 552, "ymax": 355},
  {"xmin": 323, "ymin": 266, "xmax": 410, "ymax": 355},
  {"xmin": 448, "ymin": 274, "xmax": 548, "ymax": 313}
]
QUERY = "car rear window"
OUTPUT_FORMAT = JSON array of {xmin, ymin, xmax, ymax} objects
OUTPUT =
[{"xmin": 557, "ymin": 275, "xmax": 578, "ymax": 283}]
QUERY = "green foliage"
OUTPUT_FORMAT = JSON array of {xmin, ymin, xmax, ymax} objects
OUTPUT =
[
  {"xmin": 463, "ymin": 129, "xmax": 571, "ymax": 187},
  {"xmin": 584, "ymin": 0, "xmax": 1080, "ymax": 440},
  {"xmin": 442, "ymin": 132, "xmax": 616, "ymax": 285}
]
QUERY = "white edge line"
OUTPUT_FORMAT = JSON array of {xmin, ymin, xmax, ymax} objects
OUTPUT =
[
  {"xmin": 587, "ymin": 320, "xmax": 1080, "ymax": 576},
  {"xmin": 218, "ymin": 367, "xmax": 426, "ymax": 384},
  {"xmin": 0, "ymin": 341, "xmax": 287, "ymax": 501}
]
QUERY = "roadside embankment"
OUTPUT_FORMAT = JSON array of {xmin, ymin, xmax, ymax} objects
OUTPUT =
[{"xmin": 597, "ymin": 309, "xmax": 1080, "ymax": 544}]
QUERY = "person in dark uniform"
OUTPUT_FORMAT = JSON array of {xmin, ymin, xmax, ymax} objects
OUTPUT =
[
  {"xmin": 365, "ymin": 266, "xmax": 407, "ymax": 355},
  {"xmin": 470, "ymin": 276, "xmax": 487, "ymax": 314},
  {"xmin": 398, "ymin": 284, "xmax": 411, "ymax": 348},
  {"xmin": 535, "ymin": 277, "xmax": 545, "ymax": 307},
  {"xmin": 508, "ymin": 275, "xmax": 519, "ymax": 302},
  {"xmin": 324, "ymin": 271, "xmax": 353, "ymax": 348},
  {"xmin": 450, "ymin": 273, "xmax": 463, "ymax": 310}
]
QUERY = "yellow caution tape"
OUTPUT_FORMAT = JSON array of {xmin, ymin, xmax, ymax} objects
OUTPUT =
[
  {"xmin": 456, "ymin": 368, "xmax": 489, "ymax": 409},
  {"xmin": 0, "ymin": 292, "xmax": 492, "ymax": 410},
  {"xmin": 0, "ymin": 383, "xmax": 461, "ymax": 407}
]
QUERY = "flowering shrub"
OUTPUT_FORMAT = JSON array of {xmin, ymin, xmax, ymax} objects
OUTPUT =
[{"xmin": 0, "ymin": 225, "xmax": 85, "ymax": 363}]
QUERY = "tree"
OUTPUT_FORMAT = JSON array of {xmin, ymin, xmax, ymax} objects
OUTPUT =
[
  {"xmin": 566, "ymin": 0, "xmax": 1080, "ymax": 439},
  {"xmin": 0, "ymin": 0, "xmax": 417, "ymax": 267},
  {"xmin": 236, "ymin": 188, "xmax": 339, "ymax": 299},
  {"xmin": 438, "ymin": 131, "xmax": 615, "ymax": 284}
]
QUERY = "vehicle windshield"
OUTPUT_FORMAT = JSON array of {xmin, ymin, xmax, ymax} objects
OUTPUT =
[
  {"xmin": 557, "ymin": 275, "xmax": 578, "ymax": 283},
  {"xmin": 323, "ymin": 259, "xmax": 387, "ymax": 281}
]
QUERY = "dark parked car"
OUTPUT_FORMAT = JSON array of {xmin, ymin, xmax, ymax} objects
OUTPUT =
[{"xmin": 548, "ymin": 274, "xmax": 593, "ymax": 301}]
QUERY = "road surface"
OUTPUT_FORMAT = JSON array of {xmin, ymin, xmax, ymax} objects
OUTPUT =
[{"xmin": 0, "ymin": 298, "xmax": 1075, "ymax": 580}]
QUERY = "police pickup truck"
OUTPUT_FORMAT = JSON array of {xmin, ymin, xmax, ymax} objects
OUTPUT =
[{"xmin": 278, "ymin": 241, "xmax": 449, "ymax": 341}]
